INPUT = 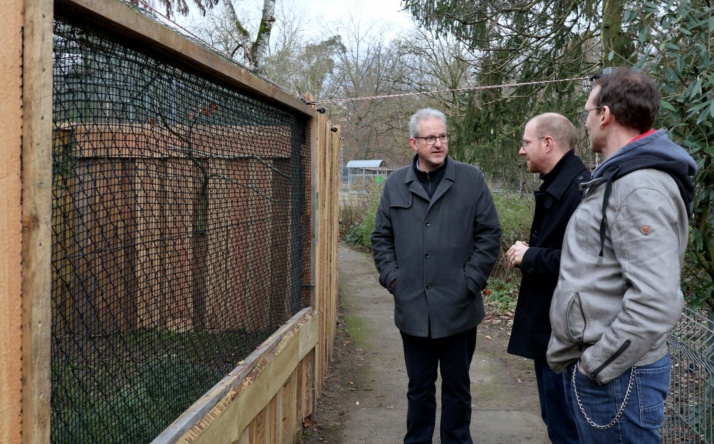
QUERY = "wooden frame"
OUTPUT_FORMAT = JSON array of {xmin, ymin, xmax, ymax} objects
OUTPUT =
[{"xmin": 2, "ymin": 0, "xmax": 341, "ymax": 441}]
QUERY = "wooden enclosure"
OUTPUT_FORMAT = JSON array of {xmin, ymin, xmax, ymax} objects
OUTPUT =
[{"xmin": 1, "ymin": 0, "xmax": 340, "ymax": 442}]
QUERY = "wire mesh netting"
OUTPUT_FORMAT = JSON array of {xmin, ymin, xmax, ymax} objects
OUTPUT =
[
  {"xmin": 51, "ymin": 14, "xmax": 311, "ymax": 444},
  {"xmin": 664, "ymin": 307, "xmax": 714, "ymax": 443}
]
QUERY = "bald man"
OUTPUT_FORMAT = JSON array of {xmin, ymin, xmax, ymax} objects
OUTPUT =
[{"xmin": 506, "ymin": 113, "xmax": 590, "ymax": 443}]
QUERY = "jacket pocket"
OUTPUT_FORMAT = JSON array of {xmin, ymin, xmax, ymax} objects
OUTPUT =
[
  {"xmin": 390, "ymin": 268, "xmax": 400, "ymax": 296},
  {"xmin": 565, "ymin": 291, "xmax": 587, "ymax": 350},
  {"xmin": 389, "ymin": 199, "xmax": 412, "ymax": 210}
]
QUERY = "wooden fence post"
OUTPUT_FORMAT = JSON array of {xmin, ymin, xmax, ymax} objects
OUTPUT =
[
  {"xmin": 21, "ymin": 0, "xmax": 54, "ymax": 441},
  {"xmin": 0, "ymin": 0, "xmax": 26, "ymax": 441}
]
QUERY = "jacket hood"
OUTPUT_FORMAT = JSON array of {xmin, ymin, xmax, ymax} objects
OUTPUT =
[
  {"xmin": 593, "ymin": 129, "xmax": 696, "ymax": 214},
  {"xmin": 591, "ymin": 130, "xmax": 697, "ymax": 257},
  {"xmin": 593, "ymin": 129, "xmax": 697, "ymax": 180}
]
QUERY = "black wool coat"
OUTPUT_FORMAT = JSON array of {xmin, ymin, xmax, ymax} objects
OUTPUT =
[
  {"xmin": 507, "ymin": 150, "xmax": 590, "ymax": 360},
  {"xmin": 371, "ymin": 157, "xmax": 502, "ymax": 339}
]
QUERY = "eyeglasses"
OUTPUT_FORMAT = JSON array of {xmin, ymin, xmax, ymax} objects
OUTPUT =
[
  {"xmin": 414, "ymin": 133, "xmax": 449, "ymax": 145},
  {"xmin": 519, "ymin": 136, "xmax": 545, "ymax": 150},
  {"xmin": 578, "ymin": 106, "xmax": 602, "ymax": 123}
]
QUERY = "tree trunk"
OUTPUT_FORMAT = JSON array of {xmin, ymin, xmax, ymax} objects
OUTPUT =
[
  {"xmin": 601, "ymin": 0, "xmax": 634, "ymax": 66},
  {"xmin": 251, "ymin": 0, "xmax": 277, "ymax": 74}
]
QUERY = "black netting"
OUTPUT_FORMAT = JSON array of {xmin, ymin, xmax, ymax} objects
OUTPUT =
[{"xmin": 51, "ymin": 15, "xmax": 311, "ymax": 444}]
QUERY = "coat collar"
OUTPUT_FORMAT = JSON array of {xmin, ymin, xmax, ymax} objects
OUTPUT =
[
  {"xmin": 404, "ymin": 155, "xmax": 455, "ymax": 205},
  {"xmin": 538, "ymin": 150, "xmax": 587, "ymax": 201}
]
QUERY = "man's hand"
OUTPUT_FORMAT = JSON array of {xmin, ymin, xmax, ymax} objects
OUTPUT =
[{"xmin": 506, "ymin": 241, "xmax": 529, "ymax": 268}]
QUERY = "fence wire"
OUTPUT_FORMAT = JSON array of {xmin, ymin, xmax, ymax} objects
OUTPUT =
[
  {"xmin": 51, "ymin": 14, "xmax": 311, "ymax": 444},
  {"xmin": 664, "ymin": 307, "xmax": 714, "ymax": 443}
]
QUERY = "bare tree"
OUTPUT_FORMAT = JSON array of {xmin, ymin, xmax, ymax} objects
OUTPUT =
[
  {"xmin": 129, "ymin": 0, "xmax": 219, "ymax": 17},
  {"xmin": 323, "ymin": 15, "xmax": 420, "ymax": 166},
  {"xmin": 184, "ymin": 0, "xmax": 278, "ymax": 72},
  {"xmin": 221, "ymin": 0, "xmax": 276, "ymax": 72}
]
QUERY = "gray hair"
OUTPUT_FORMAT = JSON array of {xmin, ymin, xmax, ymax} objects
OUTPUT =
[{"xmin": 408, "ymin": 108, "xmax": 447, "ymax": 138}]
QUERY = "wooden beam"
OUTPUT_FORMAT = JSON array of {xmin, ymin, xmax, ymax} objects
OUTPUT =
[
  {"xmin": 21, "ymin": 0, "xmax": 55, "ymax": 441},
  {"xmin": 0, "ymin": 0, "xmax": 27, "ymax": 441}
]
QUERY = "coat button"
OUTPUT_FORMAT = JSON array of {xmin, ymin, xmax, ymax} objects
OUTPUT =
[
  {"xmin": 426, "ymin": 284, "xmax": 432, "ymax": 289},
  {"xmin": 425, "ymin": 221, "xmax": 431, "ymax": 227},
  {"xmin": 425, "ymin": 253, "xmax": 430, "ymax": 258}
]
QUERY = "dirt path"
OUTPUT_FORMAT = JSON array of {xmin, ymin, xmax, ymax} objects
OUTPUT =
[{"xmin": 303, "ymin": 243, "xmax": 549, "ymax": 444}]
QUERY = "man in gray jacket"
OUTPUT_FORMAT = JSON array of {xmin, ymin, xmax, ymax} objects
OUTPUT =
[
  {"xmin": 371, "ymin": 108, "xmax": 501, "ymax": 444},
  {"xmin": 547, "ymin": 68, "xmax": 697, "ymax": 443}
]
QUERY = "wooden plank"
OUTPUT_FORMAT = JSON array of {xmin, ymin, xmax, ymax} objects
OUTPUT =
[
  {"xmin": 329, "ymin": 125, "xmax": 341, "ymax": 359},
  {"xmin": 135, "ymin": 159, "xmax": 164, "ymax": 329},
  {"xmin": 162, "ymin": 158, "xmax": 196, "ymax": 331},
  {"xmin": 62, "ymin": 123, "xmax": 295, "ymax": 160},
  {"xmin": 237, "ymin": 427, "xmax": 250, "ymax": 444},
  {"xmin": 21, "ymin": 0, "xmax": 54, "ymax": 441},
  {"xmin": 270, "ymin": 159, "xmax": 292, "ymax": 326},
  {"xmin": 279, "ymin": 371, "xmax": 298, "ymax": 443},
  {"xmin": 298, "ymin": 350, "xmax": 315, "ymax": 427},
  {"xmin": 309, "ymin": 113, "xmax": 325, "ymax": 396},
  {"xmin": 248, "ymin": 404, "xmax": 268, "ymax": 443},
  {"xmin": 245, "ymin": 158, "xmax": 271, "ymax": 331},
  {"xmin": 1, "ymin": 0, "xmax": 26, "ymax": 440},
  {"xmin": 268, "ymin": 388, "xmax": 283, "ymax": 444}
]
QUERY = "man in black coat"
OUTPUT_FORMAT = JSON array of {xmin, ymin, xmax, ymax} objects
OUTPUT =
[
  {"xmin": 505, "ymin": 112, "xmax": 590, "ymax": 443},
  {"xmin": 372, "ymin": 108, "xmax": 501, "ymax": 444}
]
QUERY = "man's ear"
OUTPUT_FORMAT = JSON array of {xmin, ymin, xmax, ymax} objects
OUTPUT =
[
  {"xmin": 600, "ymin": 105, "xmax": 613, "ymax": 126},
  {"xmin": 409, "ymin": 138, "xmax": 418, "ymax": 152}
]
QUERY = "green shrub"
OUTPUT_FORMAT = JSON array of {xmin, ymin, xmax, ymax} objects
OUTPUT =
[
  {"xmin": 340, "ymin": 186, "xmax": 382, "ymax": 250},
  {"xmin": 490, "ymin": 191, "xmax": 534, "ymax": 281}
]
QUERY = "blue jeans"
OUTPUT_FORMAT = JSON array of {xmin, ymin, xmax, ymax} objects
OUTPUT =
[
  {"xmin": 400, "ymin": 328, "xmax": 477, "ymax": 444},
  {"xmin": 534, "ymin": 358, "xmax": 579, "ymax": 443},
  {"xmin": 563, "ymin": 354, "xmax": 670, "ymax": 444}
]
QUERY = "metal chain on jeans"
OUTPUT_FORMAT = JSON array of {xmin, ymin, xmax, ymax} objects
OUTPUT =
[{"xmin": 571, "ymin": 361, "xmax": 635, "ymax": 430}]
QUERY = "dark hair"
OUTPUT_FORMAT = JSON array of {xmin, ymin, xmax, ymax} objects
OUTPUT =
[{"xmin": 592, "ymin": 68, "xmax": 661, "ymax": 133}]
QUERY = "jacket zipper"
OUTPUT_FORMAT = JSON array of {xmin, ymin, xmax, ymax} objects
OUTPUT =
[{"xmin": 589, "ymin": 339, "xmax": 632, "ymax": 381}]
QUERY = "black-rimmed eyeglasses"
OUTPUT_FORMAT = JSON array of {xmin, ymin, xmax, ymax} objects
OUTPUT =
[{"xmin": 414, "ymin": 134, "xmax": 449, "ymax": 145}]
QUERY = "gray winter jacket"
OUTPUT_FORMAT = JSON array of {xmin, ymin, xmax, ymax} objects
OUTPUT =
[
  {"xmin": 547, "ymin": 130, "xmax": 696, "ymax": 384},
  {"xmin": 371, "ymin": 157, "xmax": 501, "ymax": 339}
]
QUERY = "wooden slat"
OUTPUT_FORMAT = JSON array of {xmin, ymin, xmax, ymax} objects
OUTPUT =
[
  {"xmin": 21, "ymin": 0, "xmax": 54, "ymax": 441},
  {"xmin": 60, "ymin": 123, "xmax": 295, "ymax": 159},
  {"xmin": 1, "ymin": 0, "xmax": 27, "ymax": 441}
]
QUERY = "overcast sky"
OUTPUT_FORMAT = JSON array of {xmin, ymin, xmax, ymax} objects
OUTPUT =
[
  {"xmin": 289, "ymin": 0, "xmax": 415, "ymax": 35},
  {"xmin": 173, "ymin": 0, "xmax": 418, "ymax": 44}
]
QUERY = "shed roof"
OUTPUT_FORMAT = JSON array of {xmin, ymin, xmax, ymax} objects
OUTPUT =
[{"xmin": 345, "ymin": 160, "xmax": 387, "ymax": 169}]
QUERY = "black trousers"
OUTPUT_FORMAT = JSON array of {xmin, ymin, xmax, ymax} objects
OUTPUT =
[{"xmin": 400, "ymin": 327, "xmax": 477, "ymax": 444}]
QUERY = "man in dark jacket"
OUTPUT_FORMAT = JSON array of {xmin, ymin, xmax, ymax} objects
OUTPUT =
[
  {"xmin": 371, "ymin": 108, "xmax": 501, "ymax": 444},
  {"xmin": 506, "ymin": 113, "xmax": 590, "ymax": 443}
]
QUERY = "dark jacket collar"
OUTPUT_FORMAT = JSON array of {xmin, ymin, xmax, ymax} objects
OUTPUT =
[
  {"xmin": 539, "ymin": 150, "xmax": 587, "ymax": 200},
  {"xmin": 405, "ymin": 155, "xmax": 453, "ymax": 183},
  {"xmin": 405, "ymin": 155, "xmax": 455, "ymax": 204}
]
